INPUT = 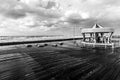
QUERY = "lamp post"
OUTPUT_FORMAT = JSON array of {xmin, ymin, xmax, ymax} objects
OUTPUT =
[{"xmin": 73, "ymin": 24, "xmax": 76, "ymax": 43}]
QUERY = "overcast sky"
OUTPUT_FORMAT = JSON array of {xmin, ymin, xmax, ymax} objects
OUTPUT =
[{"xmin": 0, "ymin": 0, "xmax": 120, "ymax": 36}]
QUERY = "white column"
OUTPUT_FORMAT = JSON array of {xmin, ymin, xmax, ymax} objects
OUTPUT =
[{"xmin": 94, "ymin": 33, "xmax": 96, "ymax": 43}]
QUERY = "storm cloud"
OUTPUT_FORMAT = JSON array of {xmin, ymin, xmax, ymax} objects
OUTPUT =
[
  {"xmin": 1, "ymin": 0, "xmax": 120, "ymax": 36},
  {"xmin": 0, "ymin": 0, "xmax": 62, "ymax": 19}
]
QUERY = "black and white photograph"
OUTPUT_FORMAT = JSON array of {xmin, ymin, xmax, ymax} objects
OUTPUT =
[{"xmin": 0, "ymin": 0, "xmax": 120, "ymax": 80}]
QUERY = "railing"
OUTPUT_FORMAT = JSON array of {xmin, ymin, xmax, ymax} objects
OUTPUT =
[{"xmin": 111, "ymin": 38, "xmax": 120, "ymax": 48}]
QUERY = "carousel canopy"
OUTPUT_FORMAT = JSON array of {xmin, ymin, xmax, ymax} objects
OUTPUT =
[{"xmin": 81, "ymin": 24, "xmax": 114, "ymax": 33}]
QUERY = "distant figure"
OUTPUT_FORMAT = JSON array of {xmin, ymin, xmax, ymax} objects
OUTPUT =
[
  {"xmin": 103, "ymin": 36, "xmax": 106, "ymax": 43},
  {"xmin": 100, "ymin": 37, "xmax": 104, "ymax": 43},
  {"xmin": 97, "ymin": 36, "xmax": 101, "ymax": 43},
  {"xmin": 106, "ymin": 37, "xmax": 109, "ymax": 43}
]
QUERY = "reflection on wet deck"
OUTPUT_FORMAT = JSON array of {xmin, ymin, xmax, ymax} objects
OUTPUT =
[{"xmin": 0, "ymin": 45, "xmax": 120, "ymax": 80}]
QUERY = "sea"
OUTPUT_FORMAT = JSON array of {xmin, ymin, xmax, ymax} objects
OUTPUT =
[{"xmin": 0, "ymin": 35, "xmax": 66, "ymax": 43}]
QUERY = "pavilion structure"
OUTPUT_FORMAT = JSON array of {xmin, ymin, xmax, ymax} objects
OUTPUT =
[{"xmin": 81, "ymin": 24, "xmax": 115, "ymax": 48}]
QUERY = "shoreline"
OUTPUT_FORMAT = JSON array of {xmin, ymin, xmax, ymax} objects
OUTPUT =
[{"xmin": 0, "ymin": 37, "xmax": 82, "ymax": 46}]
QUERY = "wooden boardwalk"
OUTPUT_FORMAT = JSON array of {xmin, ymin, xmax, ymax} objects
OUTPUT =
[{"xmin": 0, "ymin": 44, "xmax": 120, "ymax": 80}]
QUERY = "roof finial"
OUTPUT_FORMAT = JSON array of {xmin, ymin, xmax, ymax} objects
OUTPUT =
[{"xmin": 93, "ymin": 24, "xmax": 103, "ymax": 28}]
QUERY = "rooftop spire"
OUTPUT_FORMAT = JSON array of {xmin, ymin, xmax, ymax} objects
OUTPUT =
[{"xmin": 92, "ymin": 24, "xmax": 103, "ymax": 28}]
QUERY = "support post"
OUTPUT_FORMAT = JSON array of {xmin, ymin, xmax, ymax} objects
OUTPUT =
[
  {"xmin": 82, "ymin": 33, "xmax": 85, "ymax": 41},
  {"xmin": 94, "ymin": 33, "xmax": 96, "ymax": 43},
  {"xmin": 109, "ymin": 32, "xmax": 113, "ymax": 43}
]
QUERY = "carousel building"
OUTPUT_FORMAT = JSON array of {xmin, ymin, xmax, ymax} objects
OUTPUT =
[{"xmin": 81, "ymin": 24, "xmax": 114, "ymax": 48}]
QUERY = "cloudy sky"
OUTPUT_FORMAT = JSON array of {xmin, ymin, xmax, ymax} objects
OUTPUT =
[{"xmin": 0, "ymin": 0, "xmax": 120, "ymax": 36}]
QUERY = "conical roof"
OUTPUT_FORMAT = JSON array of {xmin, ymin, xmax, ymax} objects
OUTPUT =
[{"xmin": 92, "ymin": 24, "xmax": 103, "ymax": 28}]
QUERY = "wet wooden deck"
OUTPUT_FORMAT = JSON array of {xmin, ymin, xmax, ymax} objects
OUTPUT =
[{"xmin": 0, "ymin": 42, "xmax": 120, "ymax": 80}]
